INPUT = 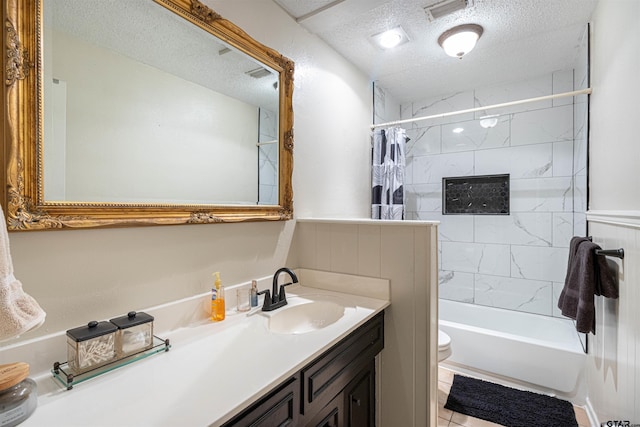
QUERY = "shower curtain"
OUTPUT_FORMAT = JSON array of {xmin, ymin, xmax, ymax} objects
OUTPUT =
[{"xmin": 371, "ymin": 127, "xmax": 406, "ymax": 220}]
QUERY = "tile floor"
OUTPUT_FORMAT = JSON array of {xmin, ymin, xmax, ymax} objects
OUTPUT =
[{"xmin": 437, "ymin": 366, "xmax": 591, "ymax": 427}]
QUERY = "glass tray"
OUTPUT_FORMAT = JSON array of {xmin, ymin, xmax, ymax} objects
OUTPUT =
[{"xmin": 52, "ymin": 335, "xmax": 171, "ymax": 390}]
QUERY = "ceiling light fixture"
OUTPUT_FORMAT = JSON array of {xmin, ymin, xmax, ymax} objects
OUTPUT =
[
  {"xmin": 437, "ymin": 24, "xmax": 483, "ymax": 58},
  {"xmin": 479, "ymin": 115, "xmax": 499, "ymax": 128},
  {"xmin": 371, "ymin": 26, "xmax": 410, "ymax": 50}
]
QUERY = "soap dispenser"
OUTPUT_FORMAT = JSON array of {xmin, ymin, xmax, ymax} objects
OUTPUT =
[
  {"xmin": 250, "ymin": 280, "xmax": 258, "ymax": 307},
  {"xmin": 211, "ymin": 272, "xmax": 225, "ymax": 321}
]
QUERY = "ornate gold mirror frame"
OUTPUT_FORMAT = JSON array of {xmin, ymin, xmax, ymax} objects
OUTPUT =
[{"xmin": 2, "ymin": 0, "xmax": 294, "ymax": 230}]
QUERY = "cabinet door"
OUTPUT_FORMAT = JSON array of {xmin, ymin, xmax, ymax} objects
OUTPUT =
[
  {"xmin": 345, "ymin": 362, "xmax": 375, "ymax": 427},
  {"xmin": 304, "ymin": 393, "xmax": 343, "ymax": 427},
  {"xmin": 222, "ymin": 375, "xmax": 299, "ymax": 427},
  {"xmin": 302, "ymin": 312, "xmax": 383, "ymax": 417}
]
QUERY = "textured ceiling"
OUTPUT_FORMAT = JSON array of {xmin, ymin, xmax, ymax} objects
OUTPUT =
[
  {"xmin": 49, "ymin": 0, "xmax": 279, "ymax": 111},
  {"xmin": 274, "ymin": 0, "xmax": 598, "ymax": 103}
]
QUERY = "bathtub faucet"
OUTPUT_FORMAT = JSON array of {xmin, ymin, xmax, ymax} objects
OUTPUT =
[{"xmin": 258, "ymin": 267, "xmax": 298, "ymax": 311}]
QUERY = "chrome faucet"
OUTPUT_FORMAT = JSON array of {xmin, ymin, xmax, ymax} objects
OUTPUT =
[{"xmin": 258, "ymin": 267, "xmax": 298, "ymax": 311}]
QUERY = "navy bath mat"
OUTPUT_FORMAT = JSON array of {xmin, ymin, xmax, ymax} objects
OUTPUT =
[{"xmin": 444, "ymin": 374, "xmax": 578, "ymax": 427}]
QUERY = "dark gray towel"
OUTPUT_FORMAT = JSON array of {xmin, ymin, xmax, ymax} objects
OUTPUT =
[{"xmin": 558, "ymin": 237, "xmax": 618, "ymax": 333}]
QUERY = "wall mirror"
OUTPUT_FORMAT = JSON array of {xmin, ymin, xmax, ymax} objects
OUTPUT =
[{"xmin": 3, "ymin": 0, "xmax": 294, "ymax": 230}]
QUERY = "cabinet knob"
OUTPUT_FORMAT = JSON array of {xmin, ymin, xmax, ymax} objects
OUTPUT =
[{"xmin": 351, "ymin": 396, "xmax": 361, "ymax": 406}]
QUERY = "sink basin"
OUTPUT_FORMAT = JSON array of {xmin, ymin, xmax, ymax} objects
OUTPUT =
[{"xmin": 268, "ymin": 300, "xmax": 345, "ymax": 334}]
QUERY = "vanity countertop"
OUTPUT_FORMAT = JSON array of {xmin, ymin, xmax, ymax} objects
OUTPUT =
[{"xmin": 20, "ymin": 280, "xmax": 389, "ymax": 426}]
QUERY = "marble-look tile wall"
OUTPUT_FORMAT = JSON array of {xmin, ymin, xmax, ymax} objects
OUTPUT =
[
  {"xmin": 258, "ymin": 108, "xmax": 278, "ymax": 205},
  {"xmin": 373, "ymin": 83, "xmax": 401, "ymax": 125},
  {"xmin": 397, "ymin": 70, "xmax": 586, "ymax": 317}
]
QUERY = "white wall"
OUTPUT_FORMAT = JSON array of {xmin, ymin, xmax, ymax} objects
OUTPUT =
[
  {"xmin": 5, "ymin": 0, "xmax": 372, "ymax": 341},
  {"xmin": 209, "ymin": 0, "xmax": 374, "ymax": 219},
  {"xmin": 49, "ymin": 30, "xmax": 258, "ymax": 204},
  {"xmin": 587, "ymin": 0, "xmax": 640, "ymax": 424},
  {"xmin": 589, "ymin": 0, "xmax": 640, "ymax": 212}
]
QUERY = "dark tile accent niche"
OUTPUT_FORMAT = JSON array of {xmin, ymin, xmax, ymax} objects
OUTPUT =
[{"xmin": 443, "ymin": 174, "xmax": 510, "ymax": 215}]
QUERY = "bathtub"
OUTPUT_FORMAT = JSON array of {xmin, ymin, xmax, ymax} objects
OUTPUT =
[{"xmin": 439, "ymin": 299, "xmax": 587, "ymax": 398}]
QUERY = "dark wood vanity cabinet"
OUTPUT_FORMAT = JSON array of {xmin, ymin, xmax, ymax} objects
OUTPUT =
[
  {"xmin": 305, "ymin": 360, "xmax": 376, "ymax": 427},
  {"xmin": 221, "ymin": 375, "xmax": 300, "ymax": 427},
  {"xmin": 222, "ymin": 312, "xmax": 384, "ymax": 427}
]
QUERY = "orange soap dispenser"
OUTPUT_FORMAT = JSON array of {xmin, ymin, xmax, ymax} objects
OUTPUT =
[{"xmin": 210, "ymin": 272, "xmax": 225, "ymax": 321}]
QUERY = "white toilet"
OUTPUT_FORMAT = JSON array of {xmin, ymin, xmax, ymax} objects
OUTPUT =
[{"xmin": 438, "ymin": 329, "xmax": 452, "ymax": 362}]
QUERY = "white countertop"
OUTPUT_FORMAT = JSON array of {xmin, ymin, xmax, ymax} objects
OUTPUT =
[{"xmin": 21, "ymin": 282, "xmax": 389, "ymax": 427}]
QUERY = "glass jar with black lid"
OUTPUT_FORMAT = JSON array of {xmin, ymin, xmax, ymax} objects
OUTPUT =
[
  {"xmin": 66, "ymin": 321, "xmax": 118, "ymax": 374},
  {"xmin": 109, "ymin": 311, "xmax": 154, "ymax": 358}
]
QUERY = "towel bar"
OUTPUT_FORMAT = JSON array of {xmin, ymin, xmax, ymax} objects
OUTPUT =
[
  {"xmin": 595, "ymin": 248, "xmax": 624, "ymax": 259},
  {"xmin": 586, "ymin": 236, "xmax": 625, "ymax": 259}
]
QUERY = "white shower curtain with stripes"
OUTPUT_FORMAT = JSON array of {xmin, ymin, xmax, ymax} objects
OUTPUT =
[{"xmin": 371, "ymin": 127, "xmax": 406, "ymax": 220}]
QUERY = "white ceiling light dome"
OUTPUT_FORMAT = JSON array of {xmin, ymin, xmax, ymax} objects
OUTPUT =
[{"xmin": 438, "ymin": 24, "xmax": 484, "ymax": 58}]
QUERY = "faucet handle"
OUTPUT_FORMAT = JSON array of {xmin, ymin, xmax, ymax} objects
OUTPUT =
[
  {"xmin": 257, "ymin": 289, "xmax": 271, "ymax": 311},
  {"xmin": 278, "ymin": 281, "xmax": 296, "ymax": 303}
]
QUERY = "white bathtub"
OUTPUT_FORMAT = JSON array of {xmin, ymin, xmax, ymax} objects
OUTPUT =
[{"xmin": 439, "ymin": 299, "xmax": 587, "ymax": 399}]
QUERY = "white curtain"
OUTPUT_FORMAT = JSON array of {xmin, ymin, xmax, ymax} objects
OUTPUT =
[{"xmin": 371, "ymin": 127, "xmax": 406, "ymax": 220}]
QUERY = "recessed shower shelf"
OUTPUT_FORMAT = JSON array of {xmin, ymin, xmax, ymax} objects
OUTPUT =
[
  {"xmin": 443, "ymin": 174, "xmax": 510, "ymax": 215},
  {"xmin": 51, "ymin": 335, "xmax": 171, "ymax": 390}
]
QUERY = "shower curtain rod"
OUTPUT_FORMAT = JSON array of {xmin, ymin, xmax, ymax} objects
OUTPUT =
[{"xmin": 370, "ymin": 88, "xmax": 592, "ymax": 130}]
